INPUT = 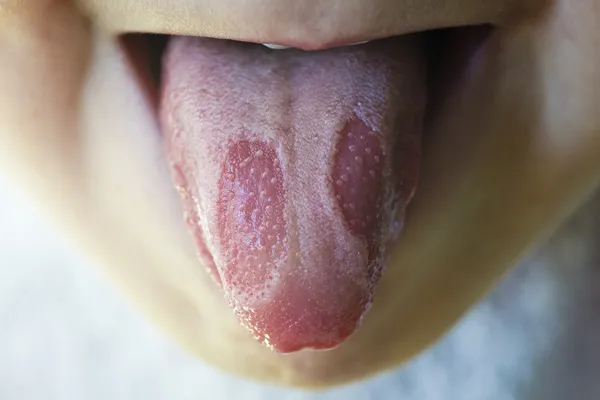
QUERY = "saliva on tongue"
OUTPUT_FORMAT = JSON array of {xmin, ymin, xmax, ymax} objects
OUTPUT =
[{"xmin": 161, "ymin": 36, "xmax": 426, "ymax": 353}]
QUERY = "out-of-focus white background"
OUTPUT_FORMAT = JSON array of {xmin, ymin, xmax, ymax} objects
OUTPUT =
[{"xmin": 1, "ymin": 173, "xmax": 600, "ymax": 400}]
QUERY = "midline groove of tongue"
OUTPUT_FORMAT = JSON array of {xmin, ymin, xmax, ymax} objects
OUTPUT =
[{"xmin": 161, "ymin": 36, "xmax": 425, "ymax": 353}]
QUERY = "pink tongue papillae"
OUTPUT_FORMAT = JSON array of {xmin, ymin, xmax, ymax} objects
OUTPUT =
[{"xmin": 160, "ymin": 36, "xmax": 426, "ymax": 353}]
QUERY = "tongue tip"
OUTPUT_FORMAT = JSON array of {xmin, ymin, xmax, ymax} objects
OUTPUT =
[
  {"xmin": 231, "ymin": 289, "xmax": 371, "ymax": 354},
  {"xmin": 257, "ymin": 323, "xmax": 361, "ymax": 354}
]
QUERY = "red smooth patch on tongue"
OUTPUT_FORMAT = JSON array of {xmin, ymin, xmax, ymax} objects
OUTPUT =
[
  {"xmin": 161, "ymin": 37, "xmax": 426, "ymax": 352},
  {"xmin": 218, "ymin": 141, "xmax": 287, "ymax": 293}
]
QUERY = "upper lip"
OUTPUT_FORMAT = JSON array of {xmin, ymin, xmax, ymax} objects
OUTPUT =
[{"xmin": 85, "ymin": 0, "xmax": 505, "ymax": 50}]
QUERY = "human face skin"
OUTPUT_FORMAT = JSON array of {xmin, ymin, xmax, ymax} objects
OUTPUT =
[{"xmin": 1, "ymin": 0, "xmax": 599, "ymax": 389}]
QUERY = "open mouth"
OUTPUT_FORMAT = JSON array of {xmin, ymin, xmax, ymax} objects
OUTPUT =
[{"xmin": 120, "ymin": 26, "xmax": 492, "ymax": 354}]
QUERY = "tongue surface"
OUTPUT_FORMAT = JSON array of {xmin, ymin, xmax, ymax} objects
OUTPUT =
[{"xmin": 161, "ymin": 37, "xmax": 426, "ymax": 353}]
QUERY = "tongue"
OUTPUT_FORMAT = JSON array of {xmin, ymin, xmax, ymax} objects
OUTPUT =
[{"xmin": 160, "ymin": 36, "xmax": 426, "ymax": 353}]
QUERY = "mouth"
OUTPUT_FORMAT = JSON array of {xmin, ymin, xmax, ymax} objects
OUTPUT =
[{"xmin": 120, "ymin": 26, "xmax": 492, "ymax": 354}]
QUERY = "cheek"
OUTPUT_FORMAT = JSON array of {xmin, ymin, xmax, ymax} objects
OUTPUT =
[
  {"xmin": 0, "ymin": 4, "xmax": 90, "ymax": 190},
  {"xmin": 0, "ymin": 5, "xmax": 196, "ymax": 288},
  {"xmin": 0, "ymin": 10, "xmax": 254, "ymax": 366},
  {"xmin": 369, "ymin": 13, "xmax": 600, "ymax": 362}
]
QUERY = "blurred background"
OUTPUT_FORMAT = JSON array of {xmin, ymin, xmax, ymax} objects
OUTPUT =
[{"xmin": 1, "ymin": 172, "xmax": 599, "ymax": 400}]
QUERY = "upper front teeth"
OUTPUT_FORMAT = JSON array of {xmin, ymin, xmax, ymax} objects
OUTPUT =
[
  {"xmin": 262, "ymin": 44, "xmax": 293, "ymax": 50},
  {"xmin": 349, "ymin": 41, "xmax": 369, "ymax": 46},
  {"xmin": 262, "ymin": 41, "xmax": 370, "ymax": 50}
]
